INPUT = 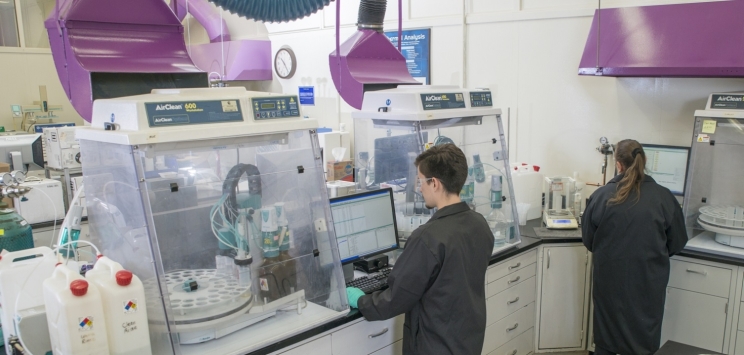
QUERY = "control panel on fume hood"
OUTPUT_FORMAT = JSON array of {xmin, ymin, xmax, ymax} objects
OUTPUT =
[
  {"xmin": 251, "ymin": 96, "xmax": 300, "ymax": 120},
  {"xmin": 470, "ymin": 92, "xmax": 493, "ymax": 107},
  {"xmin": 709, "ymin": 94, "xmax": 744, "ymax": 110},
  {"xmin": 420, "ymin": 92, "xmax": 466, "ymax": 110},
  {"xmin": 145, "ymin": 100, "xmax": 244, "ymax": 127}
]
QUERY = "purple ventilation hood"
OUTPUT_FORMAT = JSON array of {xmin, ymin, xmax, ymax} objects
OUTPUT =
[
  {"xmin": 330, "ymin": 29, "xmax": 419, "ymax": 109},
  {"xmin": 46, "ymin": 0, "xmax": 207, "ymax": 122},
  {"xmin": 578, "ymin": 1, "xmax": 744, "ymax": 77},
  {"xmin": 330, "ymin": 0, "xmax": 420, "ymax": 110}
]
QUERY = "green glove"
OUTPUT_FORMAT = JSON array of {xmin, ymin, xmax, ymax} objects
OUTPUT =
[{"xmin": 346, "ymin": 287, "xmax": 365, "ymax": 308}]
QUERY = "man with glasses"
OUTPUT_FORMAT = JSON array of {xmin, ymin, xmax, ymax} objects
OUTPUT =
[{"xmin": 346, "ymin": 144, "xmax": 495, "ymax": 355}]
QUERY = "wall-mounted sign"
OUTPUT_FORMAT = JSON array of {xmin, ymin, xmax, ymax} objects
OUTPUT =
[
  {"xmin": 384, "ymin": 28, "xmax": 431, "ymax": 85},
  {"xmin": 299, "ymin": 86, "xmax": 315, "ymax": 106}
]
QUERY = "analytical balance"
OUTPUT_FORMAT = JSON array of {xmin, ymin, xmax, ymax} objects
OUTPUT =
[
  {"xmin": 682, "ymin": 93, "xmax": 744, "ymax": 256},
  {"xmin": 543, "ymin": 177, "xmax": 579, "ymax": 230},
  {"xmin": 76, "ymin": 87, "xmax": 348, "ymax": 354},
  {"xmin": 351, "ymin": 86, "xmax": 521, "ymax": 253}
]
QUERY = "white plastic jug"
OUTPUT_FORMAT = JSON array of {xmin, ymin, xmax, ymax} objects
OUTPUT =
[
  {"xmin": 86, "ymin": 256, "xmax": 152, "ymax": 355},
  {"xmin": 0, "ymin": 246, "xmax": 57, "ymax": 355},
  {"xmin": 43, "ymin": 263, "xmax": 110, "ymax": 355}
]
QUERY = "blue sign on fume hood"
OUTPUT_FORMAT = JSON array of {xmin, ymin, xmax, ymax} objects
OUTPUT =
[{"xmin": 384, "ymin": 28, "xmax": 431, "ymax": 85}]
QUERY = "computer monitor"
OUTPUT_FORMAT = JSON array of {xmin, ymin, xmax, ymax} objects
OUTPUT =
[
  {"xmin": 330, "ymin": 188, "xmax": 399, "ymax": 265},
  {"xmin": 0, "ymin": 133, "xmax": 44, "ymax": 171},
  {"xmin": 641, "ymin": 144, "xmax": 691, "ymax": 196}
]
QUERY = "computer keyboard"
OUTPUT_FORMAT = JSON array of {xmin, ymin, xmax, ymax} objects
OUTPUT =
[{"xmin": 346, "ymin": 267, "xmax": 393, "ymax": 294}]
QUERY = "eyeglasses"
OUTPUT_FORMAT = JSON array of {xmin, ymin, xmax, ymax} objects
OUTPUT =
[{"xmin": 417, "ymin": 177, "xmax": 440, "ymax": 187}]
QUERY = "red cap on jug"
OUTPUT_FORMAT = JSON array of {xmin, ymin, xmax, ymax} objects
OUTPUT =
[
  {"xmin": 70, "ymin": 280, "xmax": 89, "ymax": 296},
  {"xmin": 116, "ymin": 270, "xmax": 133, "ymax": 286}
]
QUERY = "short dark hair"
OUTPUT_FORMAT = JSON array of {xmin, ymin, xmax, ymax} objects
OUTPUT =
[{"xmin": 414, "ymin": 144, "xmax": 468, "ymax": 195}]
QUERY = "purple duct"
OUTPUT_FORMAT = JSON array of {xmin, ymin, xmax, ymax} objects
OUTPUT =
[
  {"xmin": 45, "ymin": 0, "xmax": 206, "ymax": 122},
  {"xmin": 330, "ymin": 0, "xmax": 419, "ymax": 110},
  {"xmin": 175, "ymin": 0, "xmax": 231, "ymax": 43},
  {"xmin": 172, "ymin": 0, "xmax": 272, "ymax": 81}
]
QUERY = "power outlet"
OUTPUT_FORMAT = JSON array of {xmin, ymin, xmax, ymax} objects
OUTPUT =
[{"xmin": 492, "ymin": 150, "xmax": 504, "ymax": 161}]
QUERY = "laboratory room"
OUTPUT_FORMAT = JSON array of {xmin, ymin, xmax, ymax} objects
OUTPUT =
[{"xmin": 3, "ymin": 0, "xmax": 744, "ymax": 354}]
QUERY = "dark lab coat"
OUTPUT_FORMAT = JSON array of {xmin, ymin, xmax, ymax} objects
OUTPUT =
[
  {"xmin": 358, "ymin": 202, "xmax": 494, "ymax": 355},
  {"xmin": 582, "ymin": 175, "xmax": 688, "ymax": 355}
]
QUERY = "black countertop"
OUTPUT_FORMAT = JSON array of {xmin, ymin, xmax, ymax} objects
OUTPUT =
[{"xmin": 677, "ymin": 248, "xmax": 744, "ymax": 268}]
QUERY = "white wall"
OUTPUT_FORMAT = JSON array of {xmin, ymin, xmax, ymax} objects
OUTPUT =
[
  {"xmin": 0, "ymin": 50, "xmax": 85, "ymax": 129},
  {"xmin": 248, "ymin": 0, "xmax": 744, "ymax": 190},
  {"xmin": 1, "ymin": 0, "xmax": 742, "ymax": 190}
]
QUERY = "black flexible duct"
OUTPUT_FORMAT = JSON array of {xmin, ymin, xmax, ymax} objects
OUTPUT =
[
  {"xmin": 357, "ymin": 0, "xmax": 386, "ymax": 31},
  {"xmin": 207, "ymin": 0, "xmax": 332, "ymax": 23},
  {"xmin": 221, "ymin": 163, "xmax": 262, "ymax": 224}
]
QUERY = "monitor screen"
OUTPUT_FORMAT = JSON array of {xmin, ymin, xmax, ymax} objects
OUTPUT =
[
  {"xmin": 642, "ymin": 144, "xmax": 691, "ymax": 196},
  {"xmin": 330, "ymin": 188, "xmax": 399, "ymax": 264}
]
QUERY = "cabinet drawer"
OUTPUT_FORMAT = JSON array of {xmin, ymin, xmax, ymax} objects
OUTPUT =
[
  {"xmin": 487, "ymin": 262, "xmax": 536, "ymax": 298},
  {"xmin": 280, "ymin": 335, "xmax": 331, "ymax": 355},
  {"xmin": 370, "ymin": 339, "xmax": 403, "ymax": 355},
  {"xmin": 736, "ymin": 331, "xmax": 744, "ymax": 355},
  {"xmin": 668, "ymin": 259, "xmax": 731, "ymax": 298},
  {"xmin": 481, "ymin": 302, "xmax": 536, "ymax": 355},
  {"xmin": 487, "ymin": 250, "xmax": 537, "ymax": 284},
  {"xmin": 489, "ymin": 327, "xmax": 534, "ymax": 355},
  {"xmin": 332, "ymin": 315, "xmax": 404, "ymax": 355},
  {"xmin": 487, "ymin": 276, "xmax": 536, "ymax": 325}
]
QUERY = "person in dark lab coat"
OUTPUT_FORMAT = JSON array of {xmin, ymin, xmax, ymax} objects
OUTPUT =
[
  {"xmin": 345, "ymin": 144, "xmax": 495, "ymax": 355},
  {"xmin": 582, "ymin": 139, "xmax": 688, "ymax": 355}
]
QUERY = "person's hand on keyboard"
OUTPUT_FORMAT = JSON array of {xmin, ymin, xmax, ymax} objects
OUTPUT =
[{"xmin": 346, "ymin": 287, "xmax": 365, "ymax": 308}]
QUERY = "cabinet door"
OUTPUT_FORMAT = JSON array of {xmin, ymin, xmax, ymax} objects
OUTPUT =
[
  {"xmin": 661, "ymin": 287, "xmax": 728, "ymax": 353},
  {"xmin": 538, "ymin": 246, "xmax": 588, "ymax": 350},
  {"xmin": 279, "ymin": 335, "xmax": 332, "ymax": 355},
  {"xmin": 370, "ymin": 340, "xmax": 403, "ymax": 355}
]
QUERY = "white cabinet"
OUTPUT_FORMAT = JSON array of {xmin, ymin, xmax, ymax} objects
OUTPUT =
[
  {"xmin": 661, "ymin": 287, "xmax": 728, "ymax": 353},
  {"xmin": 482, "ymin": 250, "xmax": 537, "ymax": 355},
  {"xmin": 489, "ymin": 327, "xmax": 534, "ymax": 355},
  {"xmin": 536, "ymin": 245, "xmax": 590, "ymax": 351},
  {"xmin": 370, "ymin": 340, "xmax": 403, "ymax": 355},
  {"xmin": 660, "ymin": 257, "xmax": 737, "ymax": 355},
  {"xmin": 280, "ymin": 335, "xmax": 332, "ymax": 355},
  {"xmin": 331, "ymin": 315, "xmax": 404, "ymax": 355}
]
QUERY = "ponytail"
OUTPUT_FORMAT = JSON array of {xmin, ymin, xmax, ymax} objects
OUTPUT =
[{"xmin": 608, "ymin": 140, "xmax": 646, "ymax": 205}]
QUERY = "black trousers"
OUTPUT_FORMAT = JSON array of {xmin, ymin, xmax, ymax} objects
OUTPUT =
[{"xmin": 594, "ymin": 345, "xmax": 618, "ymax": 355}]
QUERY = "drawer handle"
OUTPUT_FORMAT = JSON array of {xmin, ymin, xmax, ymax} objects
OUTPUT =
[
  {"xmin": 368, "ymin": 328, "xmax": 389, "ymax": 339},
  {"xmin": 508, "ymin": 262, "xmax": 521, "ymax": 270},
  {"xmin": 510, "ymin": 350, "xmax": 518, "ymax": 355},
  {"xmin": 507, "ymin": 297, "xmax": 520, "ymax": 305},
  {"xmin": 506, "ymin": 323, "xmax": 519, "ymax": 332},
  {"xmin": 508, "ymin": 276, "xmax": 521, "ymax": 285},
  {"xmin": 686, "ymin": 268, "xmax": 708, "ymax": 276}
]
